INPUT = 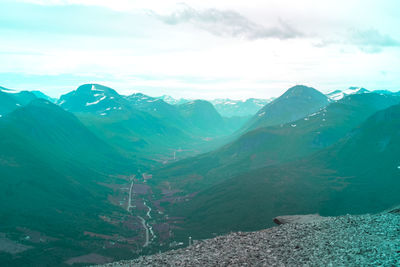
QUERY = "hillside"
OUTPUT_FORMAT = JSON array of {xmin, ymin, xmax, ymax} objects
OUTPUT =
[
  {"xmin": 1, "ymin": 99, "xmax": 134, "ymax": 172},
  {"xmin": 0, "ymin": 100, "xmax": 145, "ymax": 266},
  {"xmin": 165, "ymin": 103, "xmax": 400, "ymax": 238},
  {"xmin": 97, "ymin": 211, "xmax": 400, "ymax": 266},
  {"xmin": 150, "ymin": 93, "xmax": 400, "ymax": 194}
]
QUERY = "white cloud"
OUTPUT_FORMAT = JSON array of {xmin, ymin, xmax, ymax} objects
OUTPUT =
[
  {"xmin": 150, "ymin": 3, "xmax": 302, "ymax": 40},
  {"xmin": 3, "ymin": 0, "xmax": 400, "ymax": 98}
]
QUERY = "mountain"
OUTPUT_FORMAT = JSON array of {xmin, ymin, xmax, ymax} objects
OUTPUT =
[
  {"xmin": 57, "ymin": 84, "xmax": 238, "ymax": 161},
  {"xmin": 156, "ymin": 95, "xmax": 190, "ymax": 105},
  {"xmin": 1, "ymin": 99, "xmax": 134, "ymax": 172},
  {"xmin": 149, "ymin": 93, "xmax": 400, "ymax": 197},
  {"xmin": 58, "ymin": 84, "xmax": 188, "ymax": 157},
  {"xmin": 373, "ymin": 89, "xmax": 400, "ymax": 96},
  {"xmin": 211, "ymin": 98, "xmax": 274, "ymax": 117},
  {"xmin": 0, "ymin": 86, "xmax": 57, "ymax": 117},
  {"xmin": 0, "ymin": 86, "xmax": 37, "ymax": 116},
  {"xmin": 243, "ymin": 85, "xmax": 330, "ymax": 132},
  {"xmin": 166, "ymin": 103, "xmax": 400, "ymax": 239},
  {"xmin": 326, "ymin": 87, "xmax": 370, "ymax": 101},
  {"xmin": 0, "ymin": 100, "xmax": 139, "ymax": 265},
  {"xmin": 31, "ymin": 90, "xmax": 56, "ymax": 102},
  {"xmin": 125, "ymin": 93, "xmax": 191, "ymax": 130},
  {"xmin": 176, "ymin": 100, "xmax": 227, "ymax": 135},
  {"xmin": 57, "ymin": 83, "xmax": 131, "ymax": 115}
]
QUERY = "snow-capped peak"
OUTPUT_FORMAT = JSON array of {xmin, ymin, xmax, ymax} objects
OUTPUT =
[{"xmin": 327, "ymin": 87, "xmax": 369, "ymax": 101}]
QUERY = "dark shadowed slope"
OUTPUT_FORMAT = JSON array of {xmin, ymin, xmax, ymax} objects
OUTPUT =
[
  {"xmin": 1, "ymin": 99, "xmax": 135, "ymax": 173},
  {"xmin": 0, "ymin": 100, "xmax": 139, "ymax": 266}
]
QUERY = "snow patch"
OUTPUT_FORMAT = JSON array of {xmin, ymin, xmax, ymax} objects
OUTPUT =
[
  {"xmin": 86, "ymin": 95, "xmax": 106, "ymax": 106},
  {"xmin": 90, "ymin": 84, "xmax": 104, "ymax": 92},
  {"xmin": 328, "ymin": 91, "xmax": 344, "ymax": 101}
]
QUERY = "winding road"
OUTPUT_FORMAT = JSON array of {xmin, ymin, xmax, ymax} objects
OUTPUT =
[{"xmin": 138, "ymin": 216, "xmax": 150, "ymax": 247}]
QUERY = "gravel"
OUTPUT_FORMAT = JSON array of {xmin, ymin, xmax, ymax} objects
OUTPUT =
[{"xmin": 96, "ymin": 212, "xmax": 400, "ymax": 266}]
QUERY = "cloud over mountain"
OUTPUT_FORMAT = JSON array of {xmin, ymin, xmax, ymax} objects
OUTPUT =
[{"xmin": 151, "ymin": 4, "xmax": 302, "ymax": 40}]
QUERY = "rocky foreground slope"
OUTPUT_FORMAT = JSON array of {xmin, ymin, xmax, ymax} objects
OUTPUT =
[{"xmin": 96, "ymin": 210, "xmax": 400, "ymax": 266}]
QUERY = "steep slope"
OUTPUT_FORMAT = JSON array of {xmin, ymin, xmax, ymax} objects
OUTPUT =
[
  {"xmin": 30, "ymin": 90, "xmax": 56, "ymax": 102},
  {"xmin": 168, "ymin": 103, "xmax": 400, "ymax": 238},
  {"xmin": 1, "ymin": 99, "xmax": 135, "ymax": 172},
  {"xmin": 211, "ymin": 98, "xmax": 273, "ymax": 117},
  {"xmin": 0, "ymin": 100, "xmax": 140, "ymax": 266},
  {"xmin": 243, "ymin": 85, "xmax": 329, "ymax": 132},
  {"xmin": 151, "ymin": 93, "xmax": 400, "ymax": 194}
]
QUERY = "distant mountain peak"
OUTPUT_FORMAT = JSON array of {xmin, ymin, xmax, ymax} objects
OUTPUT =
[
  {"xmin": 210, "ymin": 98, "xmax": 273, "ymax": 117},
  {"xmin": 242, "ymin": 85, "xmax": 329, "ymax": 131},
  {"xmin": 57, "ymin": 84, "xmax": 127, "ymax": 115},
  {"xmin": 327, "ymin": 86, "xmax": 370, "ymax": 101},
  {"xmin": 156, "ymin": 95, "xmax": 190, "ymax": 105},
  {"xmin": 281, "ymin": 85, "xmax": 322, "ymax": 98}
]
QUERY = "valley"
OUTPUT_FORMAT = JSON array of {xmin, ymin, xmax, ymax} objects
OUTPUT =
[
  {"xmin": 2, "ymin": 2, "xmax": 398, "ymax": 265},
  {"xmin": 0, "ymin": 83, "xmax": 399, "ymax": 266}
]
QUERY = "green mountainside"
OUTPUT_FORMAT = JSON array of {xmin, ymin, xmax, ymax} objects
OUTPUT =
[
  {"xmin": 150, "ymin": 93, "xmax": 400, "ymax": 194},
  {"xmin": 0, "ymin": 100, "xmax": 139, "ymax": 266},
  {"xmin": 167, "ymin": 103, "xmax": 400, "ymax": 239}
]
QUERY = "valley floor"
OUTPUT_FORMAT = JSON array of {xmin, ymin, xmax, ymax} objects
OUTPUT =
[{"xmin": 95, "ymin": 211, "xmax": 400, "ymax": 266}]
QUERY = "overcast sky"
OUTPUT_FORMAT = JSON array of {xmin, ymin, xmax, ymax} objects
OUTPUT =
[{"xmin": 0, "ymin": 0, "xmax": 399, "ymax": 99}]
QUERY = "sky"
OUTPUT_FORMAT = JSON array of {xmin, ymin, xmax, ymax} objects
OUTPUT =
[{"xmin": 0, "ymin": 0, "xmax": 399, "ymax": 99}]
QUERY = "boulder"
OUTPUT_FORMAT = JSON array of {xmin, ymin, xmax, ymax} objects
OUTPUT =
[{"xmin": 273, "ymin": 214, "xmax": 327, "ymax": 225}]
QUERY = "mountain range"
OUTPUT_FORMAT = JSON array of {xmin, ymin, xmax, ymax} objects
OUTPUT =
[
  {"xmin": 162, "ymin": 101, "xmax": 400, "ymax": 240},
  {"xmin": 1, "ymin": 82, "xmax": 400, "ymax": 266}
]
